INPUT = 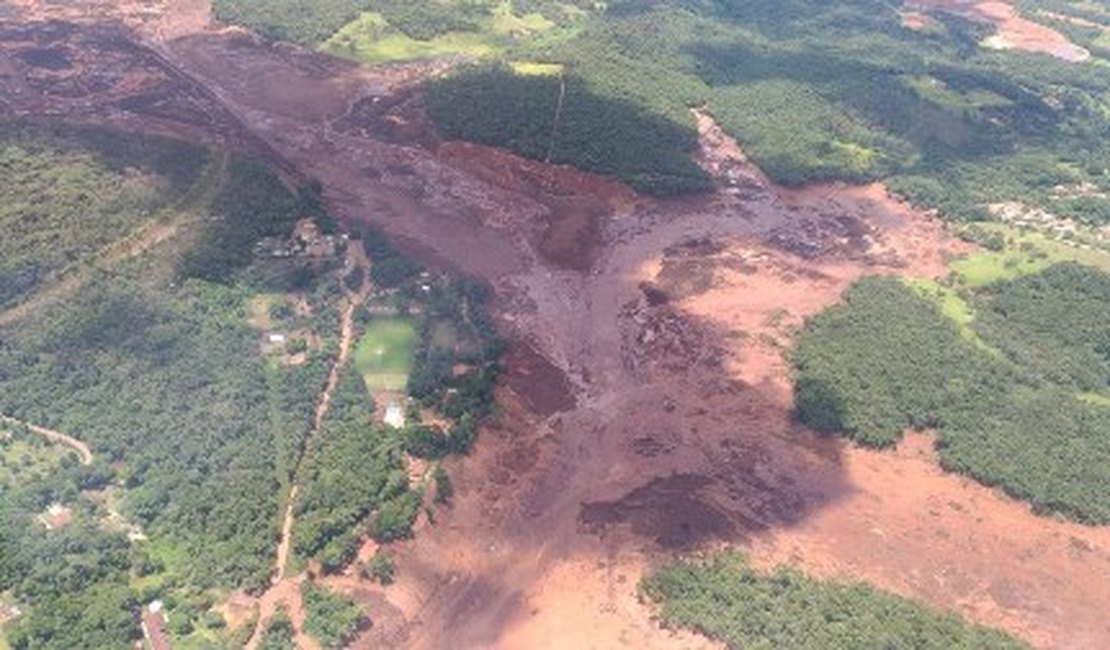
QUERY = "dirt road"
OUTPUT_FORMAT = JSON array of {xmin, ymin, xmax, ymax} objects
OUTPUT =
[
  {"xmin": 0, "ymin": 414, "xmax": 93, "ymax": 465},
  {"xmin": 245, "ymin": 245, "xmax": 372, "ymax": 650}
]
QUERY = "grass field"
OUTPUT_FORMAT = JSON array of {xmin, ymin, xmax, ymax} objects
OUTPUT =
[
  {"xmin": 354, "ymin": 317, "xmax": 417, "ymax": 391},
  {"xmin": 321, "ymin": 1, "xmax": 571, "ymax": 64},
  {"xmin": 951, "ymin": 224, "xmax": 1110, "ymax": 287}
]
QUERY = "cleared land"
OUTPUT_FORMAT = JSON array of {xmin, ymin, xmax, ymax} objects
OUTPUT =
[{"xmin": 353, "ymin": 317, "xmax": 417, "ymax": 391}]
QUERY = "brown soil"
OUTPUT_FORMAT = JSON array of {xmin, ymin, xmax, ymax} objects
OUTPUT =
[
  {"xmin": 2, "ymin": 6, "xmax": 1108, "ymax": 650},
  {"xmin": 907, "ymin": 0, "xmax": 1091, "ymax": 61}
]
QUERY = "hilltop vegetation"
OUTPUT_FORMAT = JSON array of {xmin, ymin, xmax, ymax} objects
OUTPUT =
[
  {"xmin": 792, "ymin": 264, "xmax": 1110, "ymax": 523},
  {"xmin": 643, "ymin": 552, "xmax": 1027, "ymax": 650},
  {"xmin": 424, "ymin": 65, "xmax": 711, "ymax": 196},
  {"xmin": 216, "ymin": 0, "xmax": 1110, "ymax": 221},
  {"xmin": 0, "ymin": 122, "xmax": 207, "ymax": 309}
]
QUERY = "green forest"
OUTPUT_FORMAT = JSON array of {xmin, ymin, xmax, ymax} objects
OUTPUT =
[
  {"xmin": 0, "ymin": 119, "xmax": 506, "ymax": 646},
  {"xmin": 0, "ymin": 122, "xmax": 344, "ymax": 647},
  {"xmin": 0, "ymin": 122, "xmax": 207, "ymax": 309},
  {"xmin": 301, "ymin": 582, "xmax": 366, "ymax": 648},
  {"xmin": 214, "ymin": 0, "xmax": 1110, "ymax": 222},
  {"xmin": 642, "ymin": 552, "xmax": 1027, "ymax": 649},
  {"xmin": 792, "ymin": 264, "xmax": 1110, "ymax": 523}
]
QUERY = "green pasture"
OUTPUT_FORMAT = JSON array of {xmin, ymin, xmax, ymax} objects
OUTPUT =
[
  {"xmin": 951, "ymin": 224, "xmax": 1110, "ymax": 287},
  {"xmin": 354, "ymin": 317, "xmax": 417, "ymax": 391}
]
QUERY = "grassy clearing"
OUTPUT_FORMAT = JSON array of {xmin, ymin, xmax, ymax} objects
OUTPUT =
[
  {"xmin": 951, "ymin": 224, "xmax": 1110, "ymax": 287},
  {"xmin": 354, "ymin": 317, "xmax": 417, "ymax": 391},
  {"xmin": 323, "ymin": 12, "xmax": 502, "ymax": 62},
  {"xmin": 509, "ymin": 60, "xmax": 564, "ymax": 75},
  {"xmin": 903, "ymin": 278, "xmax": 999, "ymax": 356},
  {"xmin": 320, "ymin": 1, "xmax": 569, "ymax": 64}
]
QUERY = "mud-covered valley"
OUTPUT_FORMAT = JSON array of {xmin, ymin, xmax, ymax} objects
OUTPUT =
[{"xmin": 2, "ymin": 2, "xmax": 1108, "ymax": 648}]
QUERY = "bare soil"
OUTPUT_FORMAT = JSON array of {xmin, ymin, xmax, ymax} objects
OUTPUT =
[
  {"xmin": 2, "ymin": 5, "xmax": 1108, "ymax": 649},
  {"xmin": 906, "ymin": 0, "xmax": 1091, "ymax": 61}
]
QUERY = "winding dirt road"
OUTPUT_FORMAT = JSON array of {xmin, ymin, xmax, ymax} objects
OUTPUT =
[{"xmin": 0, "ymin": 414, "xmax": 93, "ymax": 466}]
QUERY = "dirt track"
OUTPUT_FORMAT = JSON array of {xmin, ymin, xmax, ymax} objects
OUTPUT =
[
  {"xmin": 2, "ymin": 3, "xmax": 1109, "ymax": 649},
  {"xmin": 0, "ymin": 414, "xmax": 93, "ymax": 465}
]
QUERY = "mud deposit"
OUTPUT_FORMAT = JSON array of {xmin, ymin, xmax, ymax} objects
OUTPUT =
[{"xmin": 2, "ymin": 3, "xmax": 1109, "ymax": 649}]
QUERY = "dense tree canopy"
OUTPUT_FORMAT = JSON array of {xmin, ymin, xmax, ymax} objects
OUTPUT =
[
  {"xmin": 792, "ymin": 266, "xmax": 1110, "ymax": 523},
  {"xmin": 643, "ymin": 552, "xmax": 1027, "ymax": 649}
]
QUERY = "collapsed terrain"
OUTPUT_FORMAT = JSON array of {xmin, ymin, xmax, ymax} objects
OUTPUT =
[{"xmin": 1, "ymin": 1, "xmax": 1108, "ymax": 649}]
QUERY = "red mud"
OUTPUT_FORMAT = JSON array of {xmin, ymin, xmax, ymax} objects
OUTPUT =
[{"xmin": 907, "ymin": 0, "xmax": 1091, "ymax": 61}]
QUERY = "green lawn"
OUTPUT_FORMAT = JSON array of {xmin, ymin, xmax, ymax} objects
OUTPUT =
[
  {"xmin": 320, "ymin": 1, "xmax": 568, "ymax": 64},
  {"xmin": 354, "ymin": 317, "xmax": 417, "ymax": 391},
  {"xmin": 951, "ymin": 224, "xmax": 1110, "ymax": 287}
]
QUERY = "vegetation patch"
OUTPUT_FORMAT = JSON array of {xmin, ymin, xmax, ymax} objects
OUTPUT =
[
  {"xmin": 301, "ymin": 582, "xmax": 366, "ymax": 649},
  {"xmin": 354, "ymin": 317, "xmax": 418, "ymax": 391},
  {"xmin": 425, "ymin": 65, "xmax": 712, "ymax": 196},
  {"xmin": 950, "ymin": 223, "xmax": 1110, "ymax": 287},
  {"xmin": 0, "ymin": 121, "xmax": 207, "ymax": 308},
  {"xmin": 792, "ymin": 266, "xmax": 1110, "ymax": 523},
  {"xmin": 0, "ymin": 428, "xmax": 81, "ymax": 490},
  {"xmin": 642, "ymin": 552, "xmax": 1027, "ymax": 649}
]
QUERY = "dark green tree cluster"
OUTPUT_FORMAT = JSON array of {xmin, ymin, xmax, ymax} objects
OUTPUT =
[
  {"xmin": 405, "ymin": 277, "xmax": 504, "ymax": 441},
  {"xmin": 212, "ymin": 0, "xmax": 370, "ymax": 44},
  {"xmin": 424, "ymin": 65, "xmax": 712, "ymax": 197},
  {"xmin": 0, "ymin": 121, "xmax": 207, "ymax": 308},
  {"xmin": 792, "ymin": 266, "xmax": 1110, "ymax": 523},
  {"xmin": 259, "ymin": 607, "xmax": 297, "ymax": 650},
  {"xmin": 178, "ymin": 158, "xmax": 310, "ymax": 282},
  {"xmin": 642, "ymin": 552, "xmax": 1027, "ymax": 650},
  {"xmin": 292, "ymin": 366, "xmax": 420, "ymax": 572},
  {"xmin": 972, "ymin": 263, "xmax": 1110, "ymax": 392},
  {"xmin": 373, "ymin": 0, "xmax": 489, "ymax": 40},
  {"xmin": 301, "ymin": 582, "xmax": 366, "ymax": 649}
]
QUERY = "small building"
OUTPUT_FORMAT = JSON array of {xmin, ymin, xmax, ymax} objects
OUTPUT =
[
  {"xmin": 383, "ymin": 403, "xmax": 405, "ymax": 429},
  {"xmin": 267, "ymin": 333, "xmax": 287, "ymax": 345}
]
